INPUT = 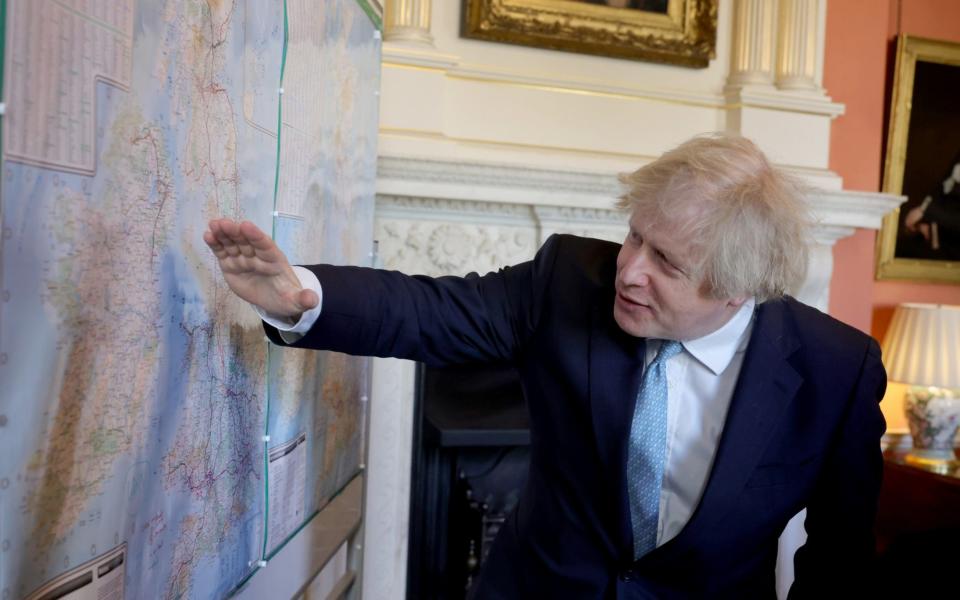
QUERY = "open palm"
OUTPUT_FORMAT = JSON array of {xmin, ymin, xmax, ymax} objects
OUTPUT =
[{"xmin": 203, "ymin": 219, "xmax": 318, "ymax": 318}]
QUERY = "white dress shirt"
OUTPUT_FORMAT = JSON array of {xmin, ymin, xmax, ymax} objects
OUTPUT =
[
  {"xmin": 647, "ymin": 298, "xmax": 755, "ymax": 546},
  {"xmin": 257, "ymin": 269, "xmax": 756, "ymax": 548}
]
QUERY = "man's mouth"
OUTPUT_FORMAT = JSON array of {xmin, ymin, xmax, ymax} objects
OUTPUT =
[{"xmin": 617, "ymin": 291, "xmax": 649, "ymax": 309}]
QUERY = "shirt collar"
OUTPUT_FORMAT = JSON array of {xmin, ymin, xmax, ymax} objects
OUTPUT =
[{"xmin": 680, "ymin": 298, "xmax": 756, "ymax": 376}]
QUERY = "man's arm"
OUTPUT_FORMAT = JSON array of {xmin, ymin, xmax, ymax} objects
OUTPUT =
[
  {"xmin": 263, "ymin": 242, "xmax": 559, "ymax": 366},
  {"xmin": 206, "ymin": 218, "xmax": 561, "ymax": 366},
  {"xmin": 789, "ymin": 339, "xmax": 887, "ymax": 598}
]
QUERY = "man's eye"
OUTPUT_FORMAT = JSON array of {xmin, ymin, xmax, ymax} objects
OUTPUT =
[{"xmin": 657, "ymin": 252, "xmax": 682, "ymax": 274}]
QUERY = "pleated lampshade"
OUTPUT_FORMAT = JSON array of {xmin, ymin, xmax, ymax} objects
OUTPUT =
[{"xmin": 880, "ymin": 303, "xmax": 960, "ymax": 388}]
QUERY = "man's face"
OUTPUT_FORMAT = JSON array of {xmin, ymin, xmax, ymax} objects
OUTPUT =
[{"xmin": 613, "ymin": 211, "xmax": 746, "ymax": 341}]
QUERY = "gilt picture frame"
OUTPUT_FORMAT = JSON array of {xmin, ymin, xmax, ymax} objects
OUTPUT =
[
  {"xmin": 877, "ymin": 35, "xmax": 960, "ymax": 283},
  {"xmin": 461, "ymin": 0, "xmax": 717, "ymax": 68}
]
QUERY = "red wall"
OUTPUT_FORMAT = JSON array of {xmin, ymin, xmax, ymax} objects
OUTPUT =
[
  {"xmin": 825, "ymin": 0, "xmax": 960, "ymax": 429},
  {"xmin": 826, "ymin": 0, "xmax": 960, "ymax": 342}
]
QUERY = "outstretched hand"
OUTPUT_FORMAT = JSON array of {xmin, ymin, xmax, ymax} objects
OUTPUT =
[{"xmin": 204, "ymin": 218, "xmax": 319, "ymax": 318}]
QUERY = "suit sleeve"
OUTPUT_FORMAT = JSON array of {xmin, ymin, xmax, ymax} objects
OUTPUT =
[
  {"xmin": 789, "ymin": 338, "xmax": 887, "ymax": 598},
  {"xmin": 262, "ymin": 234, "xmax": 564, "ymax": 366}
]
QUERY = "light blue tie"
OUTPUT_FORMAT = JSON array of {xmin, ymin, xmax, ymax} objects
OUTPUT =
[{"xmin": 627, "ymin": 340, "xmax": 683, "ymax": 559}]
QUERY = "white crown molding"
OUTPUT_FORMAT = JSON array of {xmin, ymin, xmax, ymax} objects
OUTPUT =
[
  {"xmin": 811, "ymin": 188, "xmax": 904, "ymax": 231},
  {"xmin": 449, "ymin": 63, "xmax": 726, "ymax": 109},
  {"xmin": 383, "ymin": 44, "xmax": 459, "ymax": 70},
  {"xmin": 376, "ymin": 195, "xmax": 534, "ymax": 225},
  {"xmin": 383, "ymin": 48, "xmax": 846, "ymax": 119},
  {"xmin": 532, "ymin": 204, "xmax": 627, "ymax": 227},
  {"xmin": 725, "ymin": 85, "xmax": 845, "ymax": 118},
  {"xmin": 378, "ymin": 156, "xmax": 902, "ymax": 234},
  {"xmin": 377, "ymin": 156, "xmax": 622, "ymax": 194},
  {"xmin": 377, "ymin": 156, "xmax": 623, "ymax": 210},
  {"xmin": 809, "ymin": 225, "xmax": 856, "ymax": 246},
  {"xmin": 383, "ymin": 46, "xmax": 723, "ymax": 107}
]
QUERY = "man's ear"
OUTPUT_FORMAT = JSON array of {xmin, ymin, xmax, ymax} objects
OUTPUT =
[{"xmin": 727, "ymin": 295, "xmax": 749, "ymax": 309}]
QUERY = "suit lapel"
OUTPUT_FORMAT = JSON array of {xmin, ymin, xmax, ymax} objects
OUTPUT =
[
  {"xmin": 588, "ymin": 296, "xmax": 646, "ymax": 555},
  {"xmin": 641, "ymin": 299, "xmax": 804, "ymax": 563},
  {"xmin": 696, "ymin": 301, "xmax": 802, "ymax": 504}
]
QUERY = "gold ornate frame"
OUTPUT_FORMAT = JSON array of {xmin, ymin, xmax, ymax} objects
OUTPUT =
[
  {"xmin": 877, "ymin": 35, "xmax": 960, "ymax": 283},
  {"xmin": 461, "ymin": 0, "xmax": 717, "ymax": 68}
]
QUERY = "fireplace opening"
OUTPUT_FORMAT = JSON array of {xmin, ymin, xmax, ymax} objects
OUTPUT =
[{"xmin": 406, "ymin": 362, "xmax": 530, "ymax": 599}]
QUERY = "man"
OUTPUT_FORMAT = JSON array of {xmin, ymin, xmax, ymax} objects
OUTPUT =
[{"xmin": 205, "ymin": 135, "xmax": 886, "ymax": 598}]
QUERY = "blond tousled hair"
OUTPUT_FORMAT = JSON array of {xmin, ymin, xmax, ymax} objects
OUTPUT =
[{"xmin": 616, "ymin": 134, "xmax": 810, "ymax": 303}]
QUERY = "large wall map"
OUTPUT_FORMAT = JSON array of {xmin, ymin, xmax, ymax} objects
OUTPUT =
[{"xmin": 0, "ymin": 0, "xmax": 380, "ymax": 598}]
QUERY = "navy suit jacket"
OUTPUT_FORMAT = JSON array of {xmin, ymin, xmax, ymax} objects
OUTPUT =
[{"xmin": 264, "ymin": 234, "xmax": 887, "ymax": 599}]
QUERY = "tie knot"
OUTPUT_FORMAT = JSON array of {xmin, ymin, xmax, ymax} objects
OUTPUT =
[{"xmin": 652, "ymin": 340, "xmax": 683, "ymax": 366}]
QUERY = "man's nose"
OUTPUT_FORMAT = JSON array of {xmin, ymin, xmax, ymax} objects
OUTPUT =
[{"xmin": 620, "ymin": 248, "xmax": 652, "ymax": 287}]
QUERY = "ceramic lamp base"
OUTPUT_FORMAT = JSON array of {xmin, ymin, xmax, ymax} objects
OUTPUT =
[{"xmin": 904, "ymin": 387, "xmax": 960, "ymax": 464}]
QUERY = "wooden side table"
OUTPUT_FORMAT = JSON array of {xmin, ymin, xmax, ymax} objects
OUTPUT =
[{"xmin": 873, "ymin": 448, "xmax": 960, "ymax": 596}]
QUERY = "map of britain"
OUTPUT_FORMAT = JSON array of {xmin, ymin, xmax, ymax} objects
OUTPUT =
[{"xmin": 0, "ymin": 0, "xmax": 379, "ymax": 598}]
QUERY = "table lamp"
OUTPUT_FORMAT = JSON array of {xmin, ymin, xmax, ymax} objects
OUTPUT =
[{"xmin": 880, "ymin": 303, "xmax": 960, "ymax": 467}]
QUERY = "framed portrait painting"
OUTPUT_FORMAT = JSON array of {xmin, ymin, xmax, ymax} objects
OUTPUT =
[
  {"xmin": 877, "ymin": 35, "xmax": 960, "ymax": 283},
  {"xmin": 461, "ymin": 0, "xmax": 717, "ymax": 68}
]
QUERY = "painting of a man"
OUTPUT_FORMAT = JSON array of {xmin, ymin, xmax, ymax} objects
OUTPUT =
[{"xmin": 892, "ymin": 60, "xmax": 960, "ymax": 262}]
